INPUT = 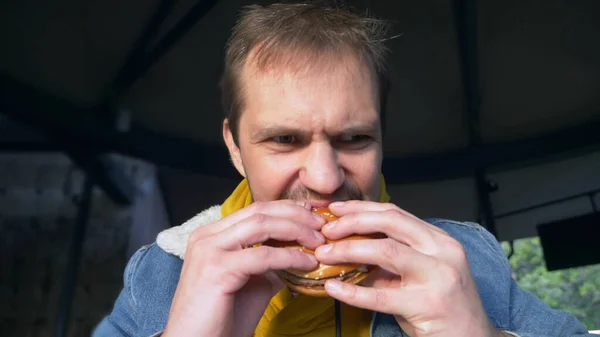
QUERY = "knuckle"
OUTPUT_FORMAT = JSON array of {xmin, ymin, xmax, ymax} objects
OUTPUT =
[
  {"xmin": 188, "ymin": 225, "xmax": 212, "ymax": 244},
  {"xmin": 254, "ymin": 245, "xmax": 274, "ymax": 261},
  {"xmin": 205, "ymin": 250, "xmax": 221, "ymax": 267},
  {"xmin": 383, "ymin": 208, "xmax": 401, "ymax": 217},
  {"xmin": 183, "ymin": 243, "xmax": 195, "ymax": 260},
  {"xmin": 384, "ymin": 203, "xmax": 402, "ymax": 212},
  {"xmin": 191, "ymin": 242, "xmax": 218, "ymax": 267},
  {"xmin": 248, "ymin": 213, "xmax": 268, "ymax": 228},
  {"xmin": 445, "ymin": 237, "xmax": 466, "ymax": 259},
  {"xmin": 380, "ymin": 209, "xmax": 401, "ymax": 231},
  {"xmin": 188, "ymin": 238, "xmax": 206, "ymax": 256},
  {"xmin": 374, "ymin": 288, "xmax": 388, "ymax": 307},
  {"xmin": 431, "ymin": 224, "xmax": 449, "ymax": 235},
  {"xmin": 379, "ymin": 239, "xmax": 398, "ymax": 260},
  {"xmin": 289, "ymin": 247, "xmax": 307, "ymax": 260},
  {"xmin": 188, "ymin": 230, "xmax": 200, "ymax": 244},
  {"xmin": 422, "ymin": 290, "xmax": 443, "ymax": 311},
  {"xmin": 188, "ymin": 239, "xmax": 201, "ymax": 254},
  {"xmin": 438, "ymin": 264, "xmax": 464, "ymax": 291},
  {"xmin": 249, "ymin": 201, "xmax": 267, "ymax": 214}
]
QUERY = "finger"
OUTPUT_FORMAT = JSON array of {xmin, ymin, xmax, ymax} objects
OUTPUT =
[
  {"xmin": 189, "ymin": 200, "xmax": 324, "ymax": 242},
  {"xmin": 321, "ymin": 210, "xmax": 441, "ymax": 252},
  {"xmin": 215, "ymin": 214, "xmax": 326, "ymax": 250},
  {"xmin": 228, "ymin": 245, "xmax": 319, "ymax": 276},
  {"xmin": 328, "ymin": 200, "xmax": 448, "ymax": 236},
  {"xmin": 329, "ymin": 200, "xmax": 421, "ymax": 221},
  {"xmin": 324, "ymin": 280, "xmax": 422, "ymax": 316},
  {"xmin": 315, "ymin": 238, "xmax": 435, "ymax": 280}
]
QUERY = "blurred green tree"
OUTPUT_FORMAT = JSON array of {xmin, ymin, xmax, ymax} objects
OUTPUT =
[{"xmin": 501, "ymin": 237, "xmax": 600, "ymax": 330}]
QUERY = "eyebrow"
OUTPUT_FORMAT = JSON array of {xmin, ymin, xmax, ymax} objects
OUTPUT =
[
  {"xmin": 250, "ymin": 125, "xmax": 306, "ymax": 142},
  {"xmin": 249, "ymin": 120, "xmax": 380, "ymax": 142},
  {"xmin": 333, "ymin": 122, "xmax": 380, "ymax": 137}
]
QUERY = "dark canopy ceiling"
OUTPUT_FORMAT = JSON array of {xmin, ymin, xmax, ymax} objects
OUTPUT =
[{"xmin": 1, "ymin": 0, "xmax": 599, "ymax": 183}]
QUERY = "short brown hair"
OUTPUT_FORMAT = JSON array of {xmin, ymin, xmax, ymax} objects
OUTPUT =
[{"xmin": 220, "ymin": 0, "xmax": 391, "ymax": 144}]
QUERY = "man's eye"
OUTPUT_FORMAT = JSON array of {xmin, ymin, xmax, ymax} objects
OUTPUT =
[
  {"xmin": 272, "ymin": 135, "xmax": 297, "ymax": 144},
  {"xmin": 339, "ymin": 134, "xmax": 370, "ymax": 143},
  {"xmin": 336, "ymin": 134, "xmax": 373, "ymax": 150}
]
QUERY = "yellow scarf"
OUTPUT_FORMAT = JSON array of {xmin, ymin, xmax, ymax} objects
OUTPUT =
[{"xmin": 221, "ymin": 175, "xmax": 390, "ymax": 337}]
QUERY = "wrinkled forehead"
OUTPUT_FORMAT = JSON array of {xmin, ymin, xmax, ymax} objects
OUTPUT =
[
  {"xmin": 237, "ymin": 51, "xmax": 379, "ymax": 136},
  {"xmin": 231, "ymin": 44, "xmax": 382, "ymax": 139},
  {"xmin": 243, "ymin": 43, "xmax": 378, "ymax": 89},
  {"xmin": 240, "ymin": 44, "xmax": 379, "ymax": 122}
]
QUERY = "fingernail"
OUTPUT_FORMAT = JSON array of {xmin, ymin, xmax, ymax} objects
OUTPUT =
[
  {"xmin": 313, "ymin": 230, "xmax": 324, "ymax": 240},
  {"xmin": 313, "ymin": 212, "xmax": 326, "ymax": 223},
  {"xmin": 296, "ymin": 200, "xmax": 308, "ymax": 208},
  {"xmin": 326, "ymin": 280, "xmax": 343, "ymax": 293},
  {"xmin": 329, "ymin": 201, "xmax": 345, "ymax": 208},
  {"xmin": 317, "ymin": 244, "xmax": 332, "ymax": 254},
  {"xmin": 306, "ymin": 253, "xmax": 318, "ymax": 263},
  {"xmin": 324, "ymin": 220, "xmax": 337, "ymax": 230}
]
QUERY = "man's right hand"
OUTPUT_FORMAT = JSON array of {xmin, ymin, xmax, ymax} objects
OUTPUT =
[{"xmin": 162, "ymin": 200, "xmax": 326, "ymax": 337}]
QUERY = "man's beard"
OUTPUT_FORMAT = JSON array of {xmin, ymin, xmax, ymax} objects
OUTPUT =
[{"xmin": 279, "ymin": 181, "xmax": 367, "ymax": 202}]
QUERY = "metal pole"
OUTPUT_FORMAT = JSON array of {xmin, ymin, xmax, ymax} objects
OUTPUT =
[
  {"xmin": 104, "ymin": 0, "xmax": 176, "ymax": 104},
  {"xmin": 590, "ymin": 193, "xmax": 598, "ymax": 213},
  {"xmin": 475, "ymin": 171, "xmax": 497, "ymax": 236},
  {"xmin": 111, "ymin": 0, "xmax": 220, "ymax": 100},
  {"xmin": 54, "ymin": 176, "xmax": 94, "ymax": 337},
  {"xmin": 454, "ymin": 0, "xmax": 498, "ymax": 237}
]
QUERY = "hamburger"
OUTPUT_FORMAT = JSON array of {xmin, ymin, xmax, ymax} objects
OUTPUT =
[{"xmin": 265, "ymin": 206, "xmax": 384, "ymax": 297}]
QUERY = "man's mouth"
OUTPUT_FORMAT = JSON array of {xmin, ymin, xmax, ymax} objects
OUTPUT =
[{"xmin": 306, "ymin": 200, "xmax": 338, "ymax": 208}]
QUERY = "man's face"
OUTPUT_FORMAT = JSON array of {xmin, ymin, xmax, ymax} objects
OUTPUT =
[{"xmin": 223, "ymin": 52, "xmax": 383, "ymax": 206}]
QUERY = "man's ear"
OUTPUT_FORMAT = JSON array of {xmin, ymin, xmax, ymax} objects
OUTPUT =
[{"xmin": 223, "ymin": 118, "xmax": 246, "ymax": 177}]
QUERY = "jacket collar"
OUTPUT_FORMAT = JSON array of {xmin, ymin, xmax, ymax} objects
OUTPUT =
[{"xmin": 156, "ymin": 205, "xmax": 222, "ymax": 259}]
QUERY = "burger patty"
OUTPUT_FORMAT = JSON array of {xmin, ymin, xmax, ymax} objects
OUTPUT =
[{"xmin": 275, "ymin": 267, "xmax": 367, "ymax": 287}]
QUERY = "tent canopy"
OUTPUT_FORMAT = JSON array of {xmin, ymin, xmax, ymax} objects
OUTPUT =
[{"xmin": 1, "ymin": 0, "xmax": 599, "ymax": 242}]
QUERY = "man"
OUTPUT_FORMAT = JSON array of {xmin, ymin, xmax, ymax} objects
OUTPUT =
[{"xmin": 93, "ymin": 1, "xmax": 594, "ymax": 336}]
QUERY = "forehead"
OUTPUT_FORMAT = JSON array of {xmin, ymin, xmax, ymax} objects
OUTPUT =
[{"xmin": 238, "ymin": 50, "xmax": 380, "ymax": 130}]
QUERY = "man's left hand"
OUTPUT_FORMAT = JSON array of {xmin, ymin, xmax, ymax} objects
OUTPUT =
[{"xmin": 314, "ymin": 200, "xmax": 503, "ymax": 337}]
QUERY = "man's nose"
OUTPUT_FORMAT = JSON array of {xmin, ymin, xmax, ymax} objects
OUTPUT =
[{"xmin": 299, "ymin": 142, "xmax": 344, "ymax": 195}]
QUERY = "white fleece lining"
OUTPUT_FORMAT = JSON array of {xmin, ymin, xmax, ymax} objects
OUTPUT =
[{"xmin": 156, "ymin": 205, "xmax": 223, "ymax": 259}]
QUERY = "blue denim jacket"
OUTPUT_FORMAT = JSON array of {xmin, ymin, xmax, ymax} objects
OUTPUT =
[{"xmin": 92, "ymin": 205, "xmax": 593, "ymax": 337}]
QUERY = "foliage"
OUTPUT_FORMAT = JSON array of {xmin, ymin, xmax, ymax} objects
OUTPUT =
[{"xmin": 501, "ymin": 237, "xmax": 600, "ymax": 330}]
